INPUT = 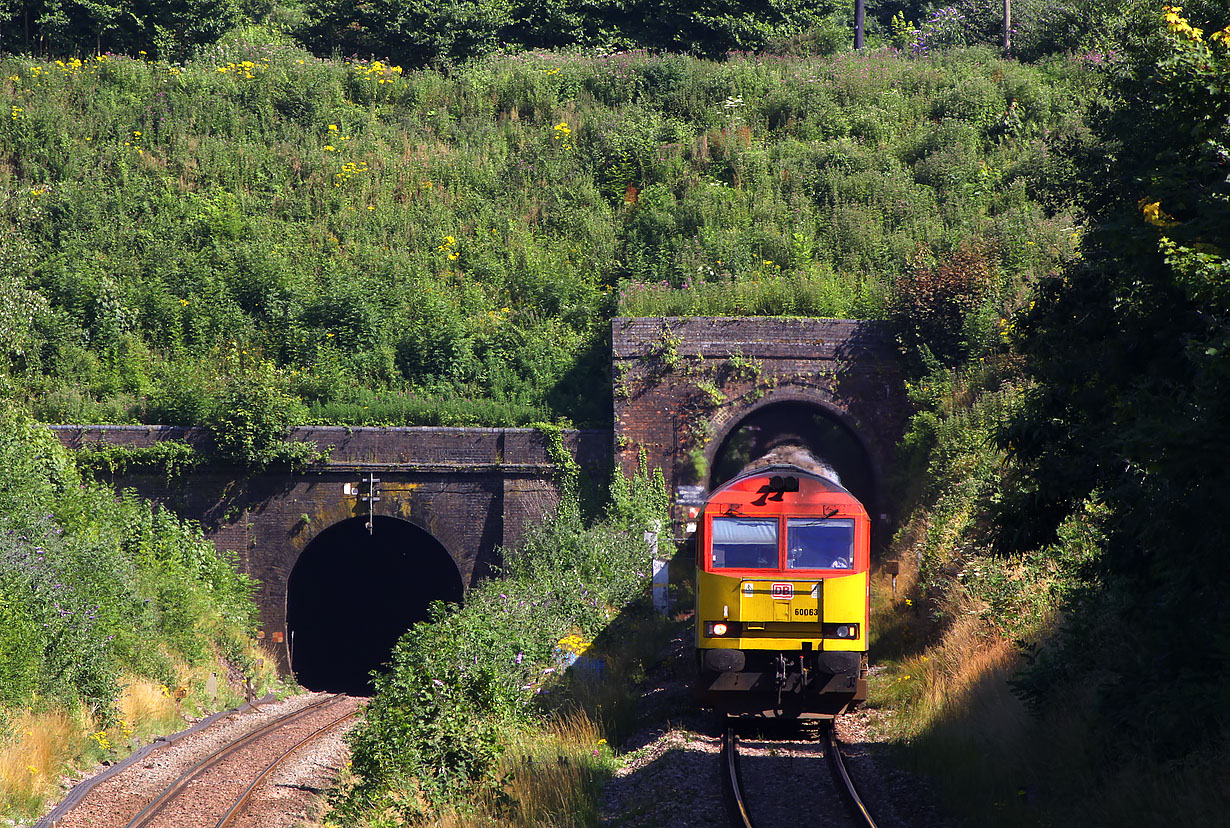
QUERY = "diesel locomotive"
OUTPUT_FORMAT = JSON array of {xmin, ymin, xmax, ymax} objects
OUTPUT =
[{"xmin": 695, "ymin": 446, "xmax": 869, "ymax": 718}]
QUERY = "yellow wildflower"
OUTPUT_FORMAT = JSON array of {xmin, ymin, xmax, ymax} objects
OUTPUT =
[
  {"xmin": 1139, "ymin": 198, "xmax": 1178, "ymax": 227},
  {"xmin": 1162, "ymin": 5, "xmax": 1204, "ymax": 41}
]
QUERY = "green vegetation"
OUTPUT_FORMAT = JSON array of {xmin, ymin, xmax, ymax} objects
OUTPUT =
[
  {"xmin": 334, "ymin": 459, "xmax": 672, "ymax": 824},
  {"xmin": 1003, "ymin": 0, "xmax": 1230, "ymax": 761},
  {"xmin": 0, "ymin": 42, "xmax": 1086, "ymax": 430},
  {"xmin": 868, "ymin": 3, "xmax": 1230, "ymax": 824},
  {"xmin": 0, "ymin": 402, "xmax": 274, "ymax": 818},
  {"xmin": 73, "ymin": 440, "xmax": 204, "ymax": 480},
  {"xmin": 5, "ymin": 1, "xmax": 1228, "ymax": 825}
]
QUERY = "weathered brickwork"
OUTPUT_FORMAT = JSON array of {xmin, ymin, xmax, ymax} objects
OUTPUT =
[
  {"xmin": 51, "ymin": 320, "xmax": 906, "ymax": 673},
  {"xmin": 611, "ymin": 317, "xmax": 908, "ymax": 532},
  {"xmin": 53, "ymin": 425, "xmax": 609, "ymax": 671}
]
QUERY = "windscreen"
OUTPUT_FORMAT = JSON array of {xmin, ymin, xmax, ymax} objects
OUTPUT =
[
  {"xmin": 711, "ymin": 517, "xmax": 778, "ymax": 570},
  {"xmin": 786, "ymin": 518, "xmax": 854, "ymax": 570}
]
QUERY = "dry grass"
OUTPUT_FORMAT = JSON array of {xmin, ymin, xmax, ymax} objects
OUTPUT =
[
  {"xmin": 117, "ymin": 677, "xmax": 181, "ymax": 740},
  {"xmin": 0, "ymin": 707, "xmax": 86, "ymax": 817},
  {"xmin": 870, "ymin": 526, "xmax": 1044, "ymax": 824},
  {"xmin": 0, "ymin": 644, "xmax": 284, "ymax": 823},
  {"xmin": 437, "ymin": 712, "xmax": 612, "ymax": 828}
]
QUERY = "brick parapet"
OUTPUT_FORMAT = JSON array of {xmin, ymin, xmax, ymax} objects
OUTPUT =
[
  {"xmin": 612, "ymin": 316, "xmax": 897, "ymax": 362},
  {"xmin": 51, "ymin": 425, "xmax": 610, "ymax": 472}
]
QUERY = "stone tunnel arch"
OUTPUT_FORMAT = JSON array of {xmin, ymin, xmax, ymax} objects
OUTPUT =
[
  {"xmin": 286, "ymin": 515, "xmax": 464, "ymax": 695},
  {"xmin": 706, "ymin": 393, "xmax": 881, "ymax": 522}
]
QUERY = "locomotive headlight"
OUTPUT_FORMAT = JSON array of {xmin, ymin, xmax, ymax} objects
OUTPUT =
[
  {"xmin": 823, "ymin": 623, "xmax": 860, "ymax": 639},
  {"xmin": 705, "ymin": 621, "xmax": 733, "ymax": 637}
]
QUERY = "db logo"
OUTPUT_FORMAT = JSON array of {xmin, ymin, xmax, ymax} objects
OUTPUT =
[{"xmin": 771, "ymin": 582, "xmax": 793, "ymax": 600}]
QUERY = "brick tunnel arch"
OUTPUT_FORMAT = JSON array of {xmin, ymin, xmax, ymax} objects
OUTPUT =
[
  {"xmin": 706, "ymin": 395, "xmax": 880, "ymax": 519},
  {"xmin": 286, "ymin": 515, "xmax": 463, "ymax": 695}
]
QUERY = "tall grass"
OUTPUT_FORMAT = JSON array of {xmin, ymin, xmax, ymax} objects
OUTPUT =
[
  {"xmin": 869, "ymin": 360, "xmax": 1230, "ymax": 825},
  {"xmin": 0, "ymin": 402, "xmax": 277, "ymax": 821},
  {"xmin": 437, "ymin": 713, "xmax": 615, "ymax": 828},
  {"xmin": 0, "ymin": 43, "xmax": 1092, "ymax": 429},
  {"xmin": 0, "ymin": 675, "xmax": 203, "ymax": 819},
  {"xmin": 0, "ymin": 708, "xmax": 82, "ymax": 816}
]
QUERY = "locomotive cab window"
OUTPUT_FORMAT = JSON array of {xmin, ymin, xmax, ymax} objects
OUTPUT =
[
  {"xmin": 711, "ymin": 517, "xmax": 778, "ymax": 570},
  {"xmin": 786, "ymin": 518, "xmax": 855, "ymax": 570}
]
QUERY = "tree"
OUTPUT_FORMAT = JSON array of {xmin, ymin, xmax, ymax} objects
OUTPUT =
[{"xmin": 1003, "ymin": 1, "xmax": 1230, "ymax": 750}]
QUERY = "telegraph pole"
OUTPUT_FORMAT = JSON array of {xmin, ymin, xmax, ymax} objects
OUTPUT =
[
  {"xmin": 855, "ymin": 0, "xmax": 865, "ymax": 49},
  {"xmin": 1003, "ymin": 0, "xmax": 1012, "ymax": 52}
]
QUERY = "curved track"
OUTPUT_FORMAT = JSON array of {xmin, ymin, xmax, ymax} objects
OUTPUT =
[
  {"xmin": 122, "ymin": 694, "xmax": 357, "ymax": 828},
  {"xmin": 722, "ymin": 723, "xmax": 879, "ymax": 828}
]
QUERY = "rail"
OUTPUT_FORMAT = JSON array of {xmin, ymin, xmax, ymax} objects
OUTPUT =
[
  {"xmin": 823, "ymin": 723, "xmax": 880, "ymax": 828},
  {"xmin": 123, "ymin": 694, "xmax": 352, "ymax": 828},
  {"xmin": 721, "ymin": 722, "xmax": 880, "ymax": 828},
  {"xmin": 214, "ymin": 704, "xmax": 357, "ymax": 828}
]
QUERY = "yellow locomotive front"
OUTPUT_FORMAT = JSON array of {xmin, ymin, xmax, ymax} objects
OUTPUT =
[{"xmin": 695, "ymin": 454, "xmax": 870, "ymax": 718}]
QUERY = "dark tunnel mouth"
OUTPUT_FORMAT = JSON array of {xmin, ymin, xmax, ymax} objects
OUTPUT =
[
  {"xmin": 709, "ymin": 401, "xmax": 876, "ymax": 511},
  {"xmin": 286, "ymin": 515, "xmax": 463, "ymax": 695}
]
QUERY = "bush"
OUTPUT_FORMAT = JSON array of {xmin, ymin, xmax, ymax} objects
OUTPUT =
[
  {"xmin": 206, "ymin": 351, "xmax": 310, "ymax": 467},
  {"xmin": 335, "ymin": 458, "xmax": 669, "ymax": 823},
  {"xmin": 0, "ymin": 0, "xmax": 245, "ymax": 59},
  {"xmin": 0, "ymin": 402, "xmax": 258, "ymax": 716},
  {"xmin": 891, "ymin": 240, "xmax": 995, "ymax": 366}
]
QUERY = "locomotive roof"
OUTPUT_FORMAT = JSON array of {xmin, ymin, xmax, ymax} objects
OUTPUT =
[{"xmin": 711, "ymin": 461, "xmax": 855, "ymax": 499}]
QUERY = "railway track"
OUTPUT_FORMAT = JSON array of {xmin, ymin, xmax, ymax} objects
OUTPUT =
[
  {"xmin": 40, "ymin": 693, "xmax": 359, "ymax": 828},
  {"xmin": 121, "ymin": 693, "xmax": 357, "ymax": 828},
  {"xmin": 722, "ymin": 722, "xmax": 879, "ymax": 828}
]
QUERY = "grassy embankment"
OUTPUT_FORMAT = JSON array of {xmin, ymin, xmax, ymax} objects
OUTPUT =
[
  {"xmin": 868, "ymin": 368, "xmax": 1230, "ymax": 825},
  {"xmin": 2, "ymin": 41, "xmax": 1087, "ymax": 442},
  {"xmin": 0, "ymin": 404, "xmax": 280, "ymax": 821},
  {"xmin": 863, "ymin": 5, "xmax": 1230, "ymax": 824}
]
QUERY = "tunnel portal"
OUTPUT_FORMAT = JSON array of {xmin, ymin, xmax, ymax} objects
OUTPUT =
[
  {"xmin": 710, "ymin": 401, "xmax": 876, "ymax": 512},
  {"xmin": 286, "ymin": 515, "xmax": 463, "ymax": 695}
]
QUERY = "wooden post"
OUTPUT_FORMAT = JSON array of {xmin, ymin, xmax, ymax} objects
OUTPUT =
[
  {"xmin": 1003, "ymin": 0, "xmax": 1012, "ymax": 52},
  {"xmin": 855, "ymin": 0, "xmax": 866, "ymax": 49}
]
